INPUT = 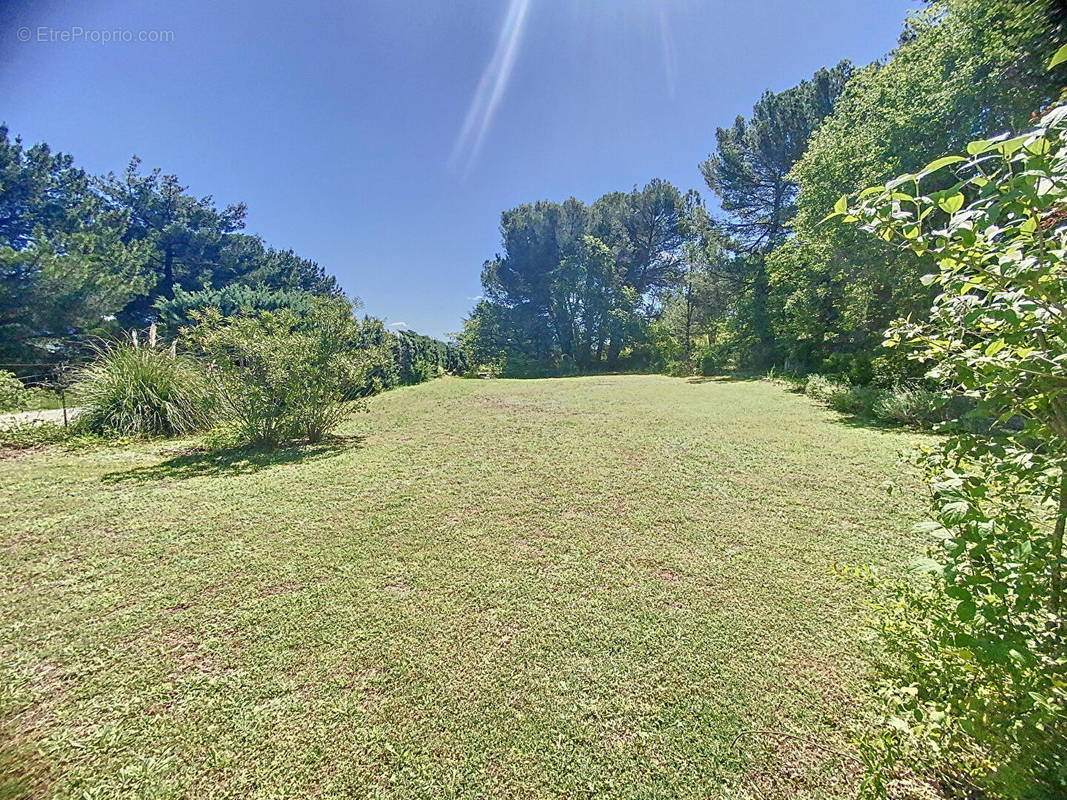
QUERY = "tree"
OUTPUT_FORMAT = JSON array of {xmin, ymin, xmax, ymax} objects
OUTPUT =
[
  {"xmin": 700, "ymin": 61, "xmax": 852, "ymax": 367},
  {"xmin": 186, "ymin": 297, "xmax": 371, "ymax": 445},
  {"xmin": 781, "ymin": 0, "xmax": 1065, "ymax": 374},
  {"xmin": 0, "ymin": 127, "xmax": 347, "ymax": 376},
  {"xmin": 473, "ymin": 180, "xmax": 696, "ymax": 372},
  {"xmin": 660, "ymin": 236, "xmax": 729, "ymax": 367},
  {"xmin": 214, "ymin": 233, "xmax": 340, "ymax": 295},
  {"xmin": 96, "ymin": 158, "xmax": 247, "ymax": 324}
]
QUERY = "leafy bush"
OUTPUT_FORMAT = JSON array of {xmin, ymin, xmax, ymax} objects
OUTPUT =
[
  {"xmin": 828, "ymin": 384, "xmax": 880, "ymax": 416},
  {"xmin": 871, "ymin": 349, "xmax": 926, "ymax": 389},
  {"xmin": 818, "ymin": 351, "xmax": 874, "ymax": 385},
  {"xmin": 74, "ymin": 334, "xmax": 214, "ymax": 438},
  {"xmin": 187, "ymin": 297, "xmax": 369, "ymax": 445},
  {"xmin": 872, "ymin": 387, "xmax": 945, "ymax": 429},
  {"xmin": 154, "ymin": 285, "xmax": 317, "ymax": 330},
  {"xmin": 804, "ymin": 374, "xmax": 848, "ymax": 404},
  {"xmin": 695, "ymin": 343, "xmax": 729, "ymax": 376},
  {"xmin": 0, "ymin": 370, "xmax": 28, "ymax": 412},
  {"xmin": 836, "ymin": 103, "xmax": 1067, "ymax": 797}
]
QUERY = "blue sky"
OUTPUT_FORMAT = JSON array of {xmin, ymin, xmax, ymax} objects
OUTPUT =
[{"xmin": 3, "ymin": 0, "xmax": 914, "ymax": 339}]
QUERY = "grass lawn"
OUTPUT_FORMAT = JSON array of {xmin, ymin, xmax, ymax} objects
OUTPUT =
[{"xmin": 0, "ymin": 375, "xmax": 927, "ymax": 799}]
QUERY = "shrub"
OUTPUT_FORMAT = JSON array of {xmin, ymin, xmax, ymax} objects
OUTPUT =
[
  {"xmin": 74, "ymin": 334, "xmax": 214, "ymax": 438},
  {"xmin": 804, "ymin": 373, "xmax": 848, "ymax": 404},
  {"xmin": 695, "ymin": 343, "xmax": 729, "ymax": 376},
  {"xmin": 187, "ymin": 297, "xmax": 369, "ymax": 446},
  {"xmin": 665, "ymin": 360, "xmax": 689, "ymax": 377},
  {"xmin": 872, "ymin": 386, "xmax": 946, "ymax": 429},
  {"xmin": 818, "ymin": 351, "xmax": 873, "ymax": 385},
  {"xmin": 154, "ymin": 285, "xmax": 317, "ymax": 330},
  {"xmin": 828, "ymin": 384, "xmax": 880, "ymax": 416},
  {"xmin": 0, "ymin": 370, "xmax": 28, "ymax": 412},
  {"xmin": 836, "ymin": 103, "xmax": 1067, "ymax": 797},
  {"xmin": 871, "ymin": 349, "xmax": 927, "ymax": 389}
]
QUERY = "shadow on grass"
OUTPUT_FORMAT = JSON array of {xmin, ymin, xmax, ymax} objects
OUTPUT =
[{"xmin": 102, "ymin": 434, "xmax": 365, "ymax": 484}]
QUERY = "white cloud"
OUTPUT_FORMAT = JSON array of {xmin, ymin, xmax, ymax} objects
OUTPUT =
[{"xmin": 389, "ymin": 321, "xmax": 408, "ymax": 328}]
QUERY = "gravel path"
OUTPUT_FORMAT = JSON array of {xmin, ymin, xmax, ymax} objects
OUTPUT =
[{"xmin": 0, "ymin": 408, "xmax": 79, "ymax": 429}]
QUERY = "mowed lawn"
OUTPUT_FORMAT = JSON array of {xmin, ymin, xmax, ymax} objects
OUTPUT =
[{"xmin": 0, "ymin": 376, "xmax": 926, "ymax": 799}]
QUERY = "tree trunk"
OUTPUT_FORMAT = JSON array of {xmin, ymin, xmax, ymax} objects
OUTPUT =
[
  {"xmin": 162, "ymin": 248, "xmax": 176, "ymax": 300},
  {"xmin": 1052, "ymin": 469, "xmax": 1066, "ymax": 618}
]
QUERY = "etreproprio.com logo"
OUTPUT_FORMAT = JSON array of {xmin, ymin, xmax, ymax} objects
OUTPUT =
[{"xmin": 16, "ymin": 26, "xmax": 175, "ymax": 44}]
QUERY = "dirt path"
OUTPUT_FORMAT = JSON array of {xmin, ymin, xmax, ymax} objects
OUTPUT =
[{"xmin": 0, "ymin": 407, "xmax": 79, "ymax": 429}]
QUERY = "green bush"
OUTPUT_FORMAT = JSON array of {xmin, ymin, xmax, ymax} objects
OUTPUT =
[
  {"xmin": 187, "ymin": 297, "xmax": 369, "ymax": 446},
  {"xmin": 837, "ymin": 103, "xmax": 1067, "ymax": 797},
  {"xmin": 804, "ymin": 374, "xmax": 848, "ymax": 404},
  {"xmin": 828, "ymin": 384, "xmax": 880, "ymax": 416},
  {"xmin": 695, "ymin": 343, "xmax": 729, "ymax": 376},
  {"xmin": 74, "ymin": 336, "xmax": 214, "ymax": 438},
  {"xmin": 871, "ymin": 348, "xmax": 927, "ymax": 389},
  {"xmin": 872, "ymin": 386, "xmax": 946, "ymax": 429},
  {"xmin": 818, "ymin": 352, "xmax": 873, "ymax": 385},
  {"xmin": 0, "ymin": 370, "xmax": 28, "ymax": 412}
]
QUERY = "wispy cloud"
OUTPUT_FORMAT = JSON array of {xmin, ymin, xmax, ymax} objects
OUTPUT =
[
  {"xmin": 449, "ymin": 0, "xmax": 531, "ymax": 175},
  {"xmin": 389, "ymin": 321, "xmax": 408, "ymax": 328},
  {"xmin": 467, "ymin": 295, "xmax": 484, "ymax": 302}
]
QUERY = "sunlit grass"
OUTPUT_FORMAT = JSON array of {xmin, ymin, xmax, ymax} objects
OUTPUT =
[{"xmin": 0, "ymin": 375, "xmax": 925, "ymax": 798}]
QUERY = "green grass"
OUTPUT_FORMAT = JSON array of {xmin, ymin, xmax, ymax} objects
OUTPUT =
[{"xmin": 0, "ymin": 375, "xmax": 926, "ymax": 799}]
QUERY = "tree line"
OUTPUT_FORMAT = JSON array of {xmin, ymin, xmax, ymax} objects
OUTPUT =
[
  {"xmin": 0, "ymin": 133, "xmax": 462, "ymax": 386},
  {"xmin": 460, "ymin": 0, "xmax": 1065, "ymax": 384}
]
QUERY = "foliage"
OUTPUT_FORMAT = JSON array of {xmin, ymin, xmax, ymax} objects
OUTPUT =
[
  {"xmin": 466, "ymin": 181, "xmax": 699, "ymax": 372},
  {"xmin": 0, "ymin": 130, "xmax": 340, "ymax": 371},
  {"xmin": 0, "ymin": 370, "xmax": 27, "ymax": 412},
  {"xmin": 872, "ymin": 387, "xmax": 947, "ymax": 430},
  {"xmin": 694, "ymin": 343, "xmax": 729, "ymax": 376},
  {"xmin": 699, "ymin": 62, "xmax": 852, "ymax": 368},
  {"xmin": 154, "ymin": 285, "xmax": 318, "ymax": 330},
  {"xmin": 779, "ymin": 0, "xmax": 1064, "ymax": 374},
  {"xmin": 803, "ymin": 374, "xmax": 953, "ymax": 429},
  {"xmin": 804, "ymin": 374, "xmax": 849, "ymax": 406},
  {"xmin": 186, "ymin": 297, "xmax": 370, "ymax": 445},
  {"xmin": 395, "ymin": 329, "xmax": 460, "ymax": 385},
  {"xmin": 74, "ymin": 330, "xmax": 214, "ymax": 438},
  {"xmin": 832, "ymin": 101, "xmax": 1067, "ymax": 797}
]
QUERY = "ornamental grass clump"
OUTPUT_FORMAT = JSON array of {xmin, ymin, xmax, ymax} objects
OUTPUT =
[{"xmin": 74, "ymin": 326, "xmax": 214, "ymax": 438}]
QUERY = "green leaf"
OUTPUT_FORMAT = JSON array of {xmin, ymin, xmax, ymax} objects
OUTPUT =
[
  {"xmin": 921, "ymin": 155, "xmax": 966, "ymax": 174},
  {"xmin": 966, "ymin": 134, "xmax": 1008, "ymax": 156},
  {"xmin": 985, "ymin": 339, "xmax": 1005, "ymax": 357},
  {"xmin": 834, "ymin": 195, "xmax": 848, "ymax": 215},
  {"xmin": 1049, "ymin": 43, "xmax": 1067, "ymax": 70},
  {"xmin": 937, "ymin": 192, "xmax": 965, "ymax": 214},
  {"xmin": 956, "ymin": 599, "xmax": 976, "ymax": 622},
  {"xmin": 940, "ymin": 500, "xmax": 970, "ymax": 525}
]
